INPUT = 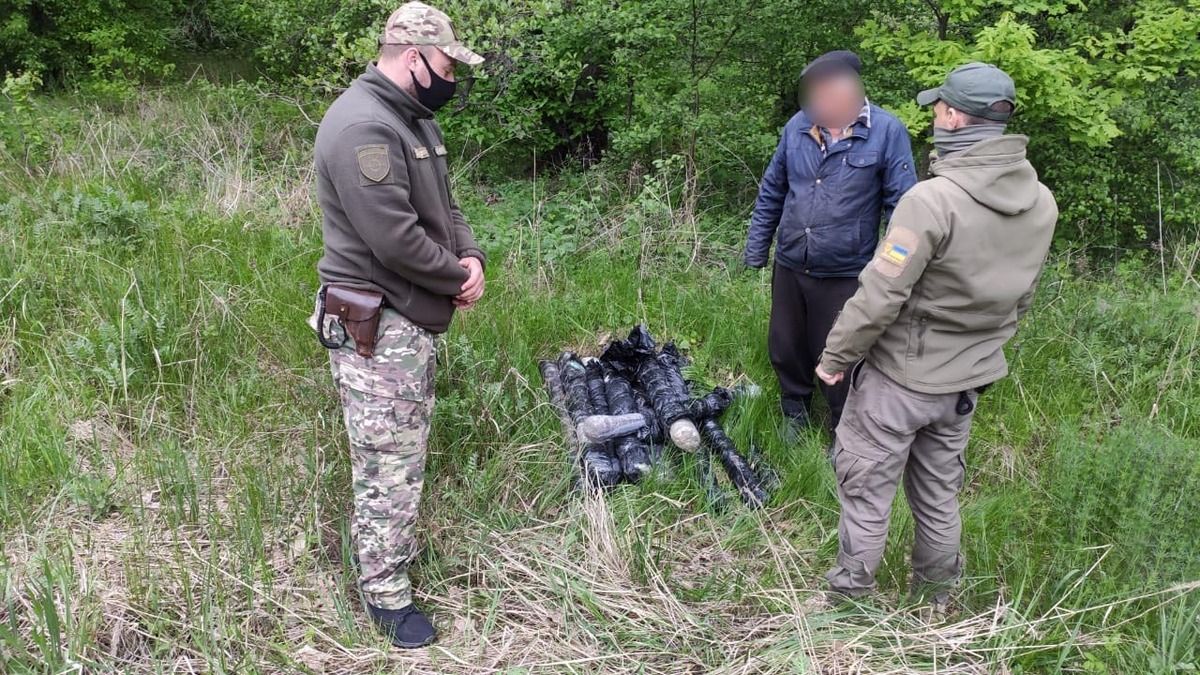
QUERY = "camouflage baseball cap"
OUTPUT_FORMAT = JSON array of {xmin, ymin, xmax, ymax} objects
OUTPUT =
[
  {"xmin": 381, "ymin": 2, "xmax": 484, "ymax": 66},
  {"xmin": 917, "ymin": 62, "xmax": 1016, "ymax": 122}
]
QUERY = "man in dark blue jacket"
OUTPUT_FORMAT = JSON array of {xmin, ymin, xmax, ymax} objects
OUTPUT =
[{"xmin": 745, "ymin": 50, "xmax": 917, "ymax": 431}]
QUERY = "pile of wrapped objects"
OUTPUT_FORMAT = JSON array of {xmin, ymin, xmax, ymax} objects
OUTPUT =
[{"xmin": 539, "ymin": 326, "xmax": 777, "ymax": 508}]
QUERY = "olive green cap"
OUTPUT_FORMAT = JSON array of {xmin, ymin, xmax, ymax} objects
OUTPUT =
[{"xmin": 917, "ymin": 62, "xmax": 1016, "ymax": 121}]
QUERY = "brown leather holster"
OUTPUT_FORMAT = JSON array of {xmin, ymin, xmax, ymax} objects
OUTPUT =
[{"xmin": 323, "ymin": 285, "xmax": 384, "ymax": 358}]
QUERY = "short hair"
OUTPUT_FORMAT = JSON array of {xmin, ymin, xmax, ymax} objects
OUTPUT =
[
  {"xmin": 379, "ymin": 43, "xmax": 434, "ymax": 63},
  {"xmin": 960, "ymin": 100, "xmax": 1015, "ymax": 126}
]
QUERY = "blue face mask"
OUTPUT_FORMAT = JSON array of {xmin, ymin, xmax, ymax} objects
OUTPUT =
[{"xmin": 413, "ymin": 50, "xmax": 456, "ymax": 112}]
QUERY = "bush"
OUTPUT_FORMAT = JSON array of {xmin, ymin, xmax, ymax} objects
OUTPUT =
[
  {"xmin": 859, "ymin": 1, "xmax": 1200, "ymax": 248},
  {"xmin": 4, "ymin": 0, "xmax": 1200, "ymax": 251},
  {"xmin": 1042, "ymin": 424, "xmax": 1200, "ymax": 588},
  {"xmin": 0, "ymin": 0, "xmax": 181, "ymax": 91}
]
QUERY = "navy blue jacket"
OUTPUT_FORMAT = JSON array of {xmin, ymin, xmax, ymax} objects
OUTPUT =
[{"xmin": 744, "ymin": 104, "xmax": 917, "ymax": 277}]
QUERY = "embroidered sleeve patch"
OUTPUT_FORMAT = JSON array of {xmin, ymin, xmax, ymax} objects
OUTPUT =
[
  {"xmin": 883, "ymin": 241, "xmax": 910, "ymax": 265},
  {"xmin": 874, "ymin": 226, "xmax": 919, "ymax": 279},
  {"xmin": 356, "ymin": 144, "xmax": 390, "ymax": 183}
]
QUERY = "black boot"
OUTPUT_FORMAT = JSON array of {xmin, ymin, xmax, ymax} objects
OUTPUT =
[
  {"xmin": 779, "ymin": 397, "xmax": 812, "ymax": 441},
  {"xmin": 367, "ymin": 603, "xmax": 437, "ymax": 648},
  {"xmin": 782, "ymin": 396, "xmax": 812, "ymax": 423}
]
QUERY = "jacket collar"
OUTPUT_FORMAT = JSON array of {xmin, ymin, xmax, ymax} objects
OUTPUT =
[
  {"xmin": 799, "ymin": 100, "xmax": 873, "ymax": 147},
  {"xmin": 856, "ymin": 99, "xmax": 872, "ymax": 129},
  {"xmin": 358, "ymin": 63, "xmax": 433, "ymax": 123},
  {"xmin": 932, "ymin": 135, "xmax": 1040, "ymax": 216}
]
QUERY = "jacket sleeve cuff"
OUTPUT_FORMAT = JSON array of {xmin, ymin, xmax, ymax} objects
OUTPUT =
[
  {"xmin": 743, "ymin": 249, "xmax": 767, "ymax": 268},
  {"xmin": 818, "ymin": 351, "xmax": 853, "ymax": 375},
  {"xmin": 458, "ymin": 248, "xmax": 487, "ymax": 269}
]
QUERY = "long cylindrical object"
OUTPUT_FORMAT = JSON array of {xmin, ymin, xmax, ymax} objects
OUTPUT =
[
  {"xmin": 603, "ymin": 372, "xmax": 652, "ymax": 481},
  {"xmin": 555, "ymin": 353, "xmax": 621, "ymax": 488},
  {"xmin": 603, "ymin": 326, "xmax": 701, "ymax": 452},
  {"xmin": 576, "ymin": 413, "xmax": 647, "ymax": 444},
  {"xmin": 685, "ymin": 387, "xmax": 735, "ymax": 420},
  {"xmin": 700, "ymin": 418, "xmax": 769, "ymax": 508}
]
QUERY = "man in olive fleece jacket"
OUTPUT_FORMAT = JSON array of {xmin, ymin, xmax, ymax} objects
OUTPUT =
[
  {"xmin": 315, "ymin": 36, "xmax": 486, "ymax": 331},
  {"xmin": 815, "ymin": 63, "xmax": 1057, "ymax": 608},
  {"xmin": 313, "ymin": 2, "xmax": 485, "ymax": 649}
]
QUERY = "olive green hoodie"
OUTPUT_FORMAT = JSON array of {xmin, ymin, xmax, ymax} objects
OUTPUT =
[
  {"xmin": 315, "ymin": 64, "xmax": 485, "ymax": 334},
  {"xmin": 819, "ymin": 135, "xmax": 1057, "ymax": 394}
]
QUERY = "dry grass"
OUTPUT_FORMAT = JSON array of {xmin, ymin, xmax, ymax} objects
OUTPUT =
[
  {"xmin": 41, "ymin": 88, "xmax": 318, "ymax": 229},
  {"xmin": 5, "ymin": 462, "xmax": 1193, "ymax": 674}
]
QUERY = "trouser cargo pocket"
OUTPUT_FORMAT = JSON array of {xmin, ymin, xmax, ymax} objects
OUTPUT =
[{"xmin": 833, "ymin": 441, "xmax": 890, "ymax": 498}]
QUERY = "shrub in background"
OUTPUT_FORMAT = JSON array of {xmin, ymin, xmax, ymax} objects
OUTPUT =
[{"xmin": 0, "ymin": 0, "xmax": 182, "ymax": 92}]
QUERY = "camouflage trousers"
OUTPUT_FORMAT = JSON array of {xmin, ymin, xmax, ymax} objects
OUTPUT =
[{"xmin": 329, "ymin": 308, "xmax": 435, "ymax": 610}]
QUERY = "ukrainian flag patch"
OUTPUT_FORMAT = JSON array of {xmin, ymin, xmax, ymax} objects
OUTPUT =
[
  {"xmin": 874, "ymin": 226, "xmax": 920, "ymax": 279},
  {"xmin": 883, "ymin": 242, "xmax": 910, "ymax": 265}
]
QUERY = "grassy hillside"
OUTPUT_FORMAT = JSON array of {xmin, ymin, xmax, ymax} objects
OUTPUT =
[{"xmin": 1, "ymin": 83, "xmax": 1199, "ymax": 673}]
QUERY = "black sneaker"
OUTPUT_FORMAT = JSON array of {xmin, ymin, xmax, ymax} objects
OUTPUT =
[
  {"xmin": 780, "ymin": 398, "xmax": 812, "ymax": 427},
  {"xmin": 367, "ymin": 603, "xmax": 437, "ymax": 649}
]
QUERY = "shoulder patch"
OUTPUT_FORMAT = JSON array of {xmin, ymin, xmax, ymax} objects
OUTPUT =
[
  {"xmin": 356, "ymin": 144, "xmax": 390, "ymax": 183},
  {"xmin": 874, "ymin": 226, "xmax": 919, "ymax": 279}
]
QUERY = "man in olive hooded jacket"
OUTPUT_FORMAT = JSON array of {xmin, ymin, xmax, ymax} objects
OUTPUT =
[{"xmin": 815, "ymin": 63, "xmax": 1057, "ymax": 606}]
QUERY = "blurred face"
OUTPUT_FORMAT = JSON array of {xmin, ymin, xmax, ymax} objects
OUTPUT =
[{"xmin": 804, "ymin": 74, "xmax": 865, "ymax": 129}]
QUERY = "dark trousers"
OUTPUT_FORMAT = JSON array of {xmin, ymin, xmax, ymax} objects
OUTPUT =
[{"xmin": 768, "ymin": 264, "xmax": 859, "ymax": 426}]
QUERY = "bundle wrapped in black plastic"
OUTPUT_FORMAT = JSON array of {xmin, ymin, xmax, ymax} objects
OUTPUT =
[
  {"xmin": 603, "ymin": 327, "xmax": 701, "ymax": 451},
  {"xmin": 635, "ymin": 390, "xmax": 664, "ymax": 444},
  {"xmin": 584, "ymin": 360, "xmax": 609, "ymax": 414},
  {"xmin": 556, "ymin": 353, "xmax": 590, "ymax": 425},
  {"xmin": 603, "ymin": 371, "xmax": 652, "ymax": 481},
  {"xmin": 700, "ymin": 418, "xmax": 769, "ymax": 508},
  {"xmin": 556, "ymin": 353, "xmax": 621, "ymax": 488},
  {"xmin": 686, "ymin": 387, "xmax": 735, "ymax": 420},
  {"xmin": 538, "ymin": 326, "xmax": 774, "ymax": 507}
]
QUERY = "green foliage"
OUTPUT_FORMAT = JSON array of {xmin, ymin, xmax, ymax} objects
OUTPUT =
[
  {"xmin": 0, "ymin": 82, "xmax": 1198, "ymax": 671},
  {"xmin": 859, "ymin": 0, "xmax": 1200, "ymax": 247},
  {"xmin": 196, "ymin": 0, "xmax": 862, "ymax": 198},
  {"xmin": 1043, "ymin": 425, "xmax": 1200, "ymax": 585},
  {"xmin": 0, "ymin": 69, "xmax": 44, "ymax": 162},
  {"xmin": 0, "ymin": 0, "xmax": 180, "ymax": 91},
  {"xmin": 6, "ymin": 0, "xmax": 1199, "ymax": 251},
  {"xmin": 859, "ymin": 1, "xmax": 1200, "ymax": 145},
  {"xmin": 43, "ymin": 186, "xmax": 154, "ymax": 253},
  {"xmin": 64, "ymin": 304, "xmax": 175, "ymax": 401}
]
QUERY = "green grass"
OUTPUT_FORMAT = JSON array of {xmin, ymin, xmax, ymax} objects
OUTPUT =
[{"xmin": 1, "ymin": 82, "xmax": 1199, "ymax": 673}]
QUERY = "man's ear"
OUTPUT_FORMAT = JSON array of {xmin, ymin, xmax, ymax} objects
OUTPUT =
[{"xmin": 948, "ymin": 107, "xmax": 966, "ymax": 130}]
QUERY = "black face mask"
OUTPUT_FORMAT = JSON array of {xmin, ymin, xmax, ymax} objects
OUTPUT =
[{"xmin": 412, "ymin": 50, "xmax": 456, "ymax": 112}]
